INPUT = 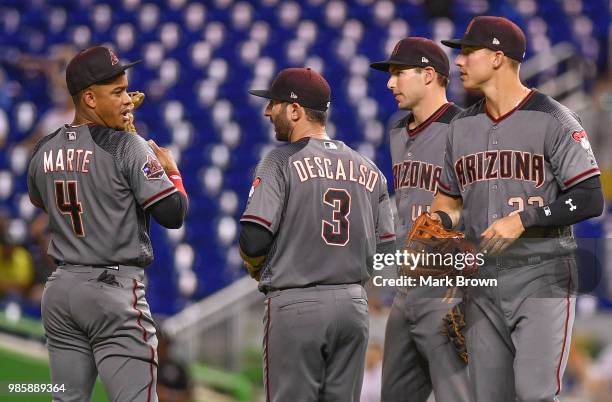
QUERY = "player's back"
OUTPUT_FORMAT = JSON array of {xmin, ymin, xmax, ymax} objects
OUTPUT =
[
  {"xmin": 28, "ymin": 124, "xmax": 175, "ymax": 267},
  {"xmin": 242, "ymin": 137, "xmax": 392, "ymax": 292}
]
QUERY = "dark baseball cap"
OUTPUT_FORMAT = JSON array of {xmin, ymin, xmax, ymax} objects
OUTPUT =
[
  {"xmin": 66, "ymin": 46, "xmax": 141, "ymax": 96},
  {"xmin": 441, "ymin": 16, "xmax": 526, "ymax": 62},
  {"xmin": 370, "ymin": 37, "xmax": 450, "ymax": 77},
  {"xmin": 249, "ymin": 67, "xmax": 331, "ymax": 112}
]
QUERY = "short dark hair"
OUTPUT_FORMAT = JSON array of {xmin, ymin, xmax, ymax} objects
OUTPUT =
[
  {"xmin": 414, "ymin": 67, "xmax": 448, "ymax": 88},
  {"xmin": 279, "ymin": 102, "xmax": 327, "ymax": 125},
  {"xmin": 304, "ymin": 106, "xmax": 327, "ymax": 125},
  {"xmin": 507, "ymin": 58, "xmax": 520, "ymax": 71}
]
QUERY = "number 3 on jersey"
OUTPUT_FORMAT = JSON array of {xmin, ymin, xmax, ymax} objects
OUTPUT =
[
  {"xmin": 322, "ymin": 188, "xmax": 351, "ymax": 246},
  {"xmin": 54, "ymin": 180, "xmax": 85, "ymax": 237}
]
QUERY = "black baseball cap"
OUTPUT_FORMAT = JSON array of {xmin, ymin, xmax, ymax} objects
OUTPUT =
[
  {"xmin": 370, "ymin": 37, "xmax": 450, "ymax": 77},
  {"xmin": 66, "ymin": 46, "xmax": 141, "ymax": 96},
  {"xmin": 442, "ymin": 16, "xmax": 526, "ymax": 62},
  {"xmin": 249, "ymin": 67, "xmax": 331, "ymax": 112}
]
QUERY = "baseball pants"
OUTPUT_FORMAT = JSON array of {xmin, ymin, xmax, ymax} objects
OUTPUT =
[
  {"xmin": 381, "ymin": 288, "xmax": 472, "ymax": 402},
  {"xmin": 42, "ymin": 264, "xmax": 158, "ymax": 402},
  {"xmin": 263, "ymin": 284, "xmax": 369, "ymax": 402},
  {"xmin": 465, "ymin": 257, "xmax": 577, "ymax": 402}
]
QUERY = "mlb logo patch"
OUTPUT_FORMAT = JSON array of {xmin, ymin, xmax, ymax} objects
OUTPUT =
[
  {"xmin": 324, "ymin": 141, "xmax": 337, "ymax": 150},
  {"xmin": 142, "ymin": 154, "xmax": 165, "ymax": 180},
  {"xmin": 66, "ymin": 131, "xmax": 76, "ymax": 141}
]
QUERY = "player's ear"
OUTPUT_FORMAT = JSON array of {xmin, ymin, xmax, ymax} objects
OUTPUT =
[
  {"xmin": 423, "ymin": 67, "xmax": 436, "ymax": 85},
  {"xmin": 289, "ymin": 102, "xmax": 301, "ymax": 122},
  {"xmin": 492, "ymin": 51, "xmax": 504, "ymax": 69},
  {"xmin": 82, "ymin": 88, "xmax": 96, "ymax": 109}
]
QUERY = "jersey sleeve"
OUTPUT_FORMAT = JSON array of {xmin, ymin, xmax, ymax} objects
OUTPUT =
[
  {"xmin": 438, "ymin": 124, "xmax": 461, "ymax": 196},
  {"xmin": 546, "ymin": 112, "xmax": 600, "ymax": 191},
  {"xmin": 376, "ymin": 173, "xmax": 396, "ymax": 245},
  {"xmin": 121, "ymin": 135, "xmax": 176, "ymax": 209},
  {"xmin": 240, "ymin": 151, "xmax": 287, "ymax": 235},
  {"xmin": 27, "ymin": 157, "xmax": 44, "ymax": 209}
]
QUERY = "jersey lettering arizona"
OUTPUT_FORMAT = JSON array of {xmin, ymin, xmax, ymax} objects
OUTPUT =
[{"xmin": 454, "ymin": 150, "xmax": 545, "ymax": 191}]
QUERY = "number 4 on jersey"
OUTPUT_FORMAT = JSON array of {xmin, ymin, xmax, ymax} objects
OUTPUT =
[{"xmin": 54, "ymin": 180, "xmax": 85, "ymax": 237}]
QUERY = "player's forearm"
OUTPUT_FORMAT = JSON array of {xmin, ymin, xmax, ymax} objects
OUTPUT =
[
  {"xmin": 150, "ymin": 192, "xmax": 187, "ymax": 229},
  {"xmin": 519, "ymin": 176, "xmax": 604, "ymax": 228},
  {"xmin": 239, "ymin": 222, "xmax": 273, "ymax": 258},
  {"xmin": 431, "ymin": 191, "xmax": 463, "ymax": 229}
]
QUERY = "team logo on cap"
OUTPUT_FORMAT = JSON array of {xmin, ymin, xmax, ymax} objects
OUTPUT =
[
  {"xmin": 492, "ymin": 37, "xmax": 501, "ymax": 45},
  {"xmin": 421, "ymin": 57, "xmax": 429, "ymax": 63},
  {"xmin": 109, "ymin": 49, "xmax": 119, "ymax": 65},
  {"xmin": 142, "ymin": 154, "xmax": 165, "ymax": 180},
  {"xmin": 290, "ymin": 92, "xmax": 298, "ymax": 99}
]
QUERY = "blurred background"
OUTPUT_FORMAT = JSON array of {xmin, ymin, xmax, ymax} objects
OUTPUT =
[{"xmin": 0, "ymin": 0, "xmax": 609, "ymax": 401}]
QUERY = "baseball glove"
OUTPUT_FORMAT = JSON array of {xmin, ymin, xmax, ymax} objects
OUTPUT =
[
  {"xmin": 239, "ymin": 248, "xmax": 265, "ymax": 281},
  {"xmin": 442, "ymin": 302, "xmax": 468, "ymax": 364},
  {"xmin": 125, "ymin": 91, "xmax": 145, "ymax": 133},
  {"xmin": 401, "ymin": 213, "xmax": 478, "ymax": 278}
]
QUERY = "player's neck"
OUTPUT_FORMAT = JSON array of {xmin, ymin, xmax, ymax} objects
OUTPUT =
[
  {"xmin": 410, "ymin": 94, "xmax": 448, "ymax": 129},
  {"xmin": 290, "ymin": 123, "xmax": 329, "ymax": 142},
  {"xmin": 71, "ymin": 108, "xmax": 102, "ymax": 127},
  {"xmin": 482, "ymin": 75, "xmax": 531, "ymax": 119}
]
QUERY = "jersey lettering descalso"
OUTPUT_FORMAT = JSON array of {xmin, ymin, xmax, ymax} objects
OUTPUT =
[
  {"xmin": 292, "ymin": 157, "xmax": 379, "ymax": 192},
  {"xmin": 43, "ymin": 149, "xmax": 93, "ymax": 174},
  {"xmin": 392, "ymin": 160, "xmax": 442, "ymax": 193},
  {"xmin": 454, "ymin": 150, "xmax": 545, "ymax": 191}
]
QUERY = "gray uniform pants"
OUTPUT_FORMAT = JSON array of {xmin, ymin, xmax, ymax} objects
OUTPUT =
[
  {"xmin": 465, "ymin": 258, "xmax": 577, "ymax": 402},
  {"xmin": 263, "ymin": 284, "xmax": 369, "ymax": 402},
  {"xmin": 381, "ymin": 287, "xmax": 471, "ymax": 402},
  {"xmin": 42, "ymin": 265, "xmax": 158, "ymax": 402}
]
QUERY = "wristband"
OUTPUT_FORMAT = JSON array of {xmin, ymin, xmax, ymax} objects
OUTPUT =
[
  {"xmin": 433, "ymin": 210, "xmax": 453, "ymax": 230},
  {"xmin": 167, "ymin": 170, "xmax": 187, "ymax": 197}
]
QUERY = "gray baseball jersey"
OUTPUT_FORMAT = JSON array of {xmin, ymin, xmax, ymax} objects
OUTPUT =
[
  {"xmin": 391, "ymin": 102, "xmax": 463, "ymax": 244},
  {"xmin": 439, "ymin": 90, "xmax": 599, "ymax": 255},
  {"xmin": 28, "ymin": 124, "xmax": 176, "ymax": 267},
  {"xmin": 382, "ymin": 103, "xmax": 471, "ymax": 402},
  {"xmin": 240, "ymin": 137, "xmax": 396, "ymax": 292}
]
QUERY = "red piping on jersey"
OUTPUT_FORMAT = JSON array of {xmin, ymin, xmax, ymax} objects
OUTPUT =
[
  {"xmin": 485, "ymin": 89, "xmax": 535, "ymax": 123},
  {"xmin": 265, "ymin": 298, "xmax": 271, "ymax": 402},
  {"xmin": 242, "ymin": 215, "xmax": 272, "ymax": 227},
  {"xmin": 143, "ymin": 187, "xmax": 177, "ymax": 209},
  {"xmin": 380, "ymin": 233, "xmax": 396, "ymax": 240},
  {"xmin": 563, "ymin": 168, "xmax": 600, "ymax": 187},
  {"xmin": 132, "ymin": 279, "xmax": 155, "ymax": 402},
  {"xmin": 555, "ymin": 262, "xmax": 572, "ymax": 396},
  {"xmin": 407, "ymin": 102, "xmax": 453, "ymax": 137}
]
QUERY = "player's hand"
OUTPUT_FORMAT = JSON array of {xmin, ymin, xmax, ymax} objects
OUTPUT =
[
  {"xmin": 148, "ymin": 140, "xmax": 179, "ymax": 173},
  {"xmin": 479, "ymin": 214, "xmax": 525, "ymax": 255},
  {"xmin": 429, "ymin": 212, "xmax": 442, "ymax": 222}
]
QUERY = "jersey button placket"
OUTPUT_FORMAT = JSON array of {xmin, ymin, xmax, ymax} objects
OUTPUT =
[{"xmin": 488, "ymin": 125, "xmax": 499, "ymax": 226}]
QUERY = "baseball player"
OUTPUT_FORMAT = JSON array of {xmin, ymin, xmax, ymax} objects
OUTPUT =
[
  {"xmin": 431, "ymin": 16, "xmax": 604, "ymax": 401},
  {"xmin": 240, "ymin": 68, "xmax": 396, "ymax": 401},
  {"xmin": 27, "ymin": 46, "xmax": 188, "ymax": 402},
  {"xmin": 370, "ymin": 37, "xmax": 471, "ymax": 402}
]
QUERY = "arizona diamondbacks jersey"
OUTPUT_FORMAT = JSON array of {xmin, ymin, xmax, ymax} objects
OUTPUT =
[
  {"xmin": 390, "ymin": 103, "xmax": 463, "ymax": 246},
  {"xmin": 439, "ymin": 90, "xmax": 599, "ymax": 257},
  {"xmin": 241, "ymin": 137, "xmax": 396, "ymax": 292},
  {"xmin": 28, "ymin": 124, "xmax": 177, "ymax": 267}
]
